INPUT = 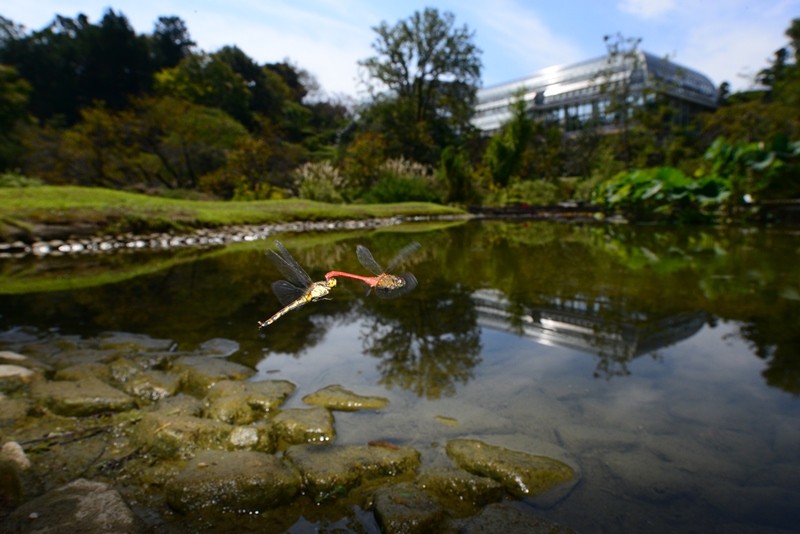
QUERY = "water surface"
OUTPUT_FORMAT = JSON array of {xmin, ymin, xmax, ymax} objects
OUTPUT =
[{"xmin": 2, "ymin": 220, "xmax": 799, "ymax": 532}]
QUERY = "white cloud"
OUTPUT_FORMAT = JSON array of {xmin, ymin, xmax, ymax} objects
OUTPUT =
[{"xmin": 618, "ymin": 0, "xmax": 677, "ymax": 19}]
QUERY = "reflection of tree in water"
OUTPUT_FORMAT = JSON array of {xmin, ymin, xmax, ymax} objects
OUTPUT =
[
  {"xmin": 360, "ymin": 278, "xmax": 482, "ymax": 399},
  {"xmin": 736, "ymin": 302, "xmax": 800, "ymax": 396}
]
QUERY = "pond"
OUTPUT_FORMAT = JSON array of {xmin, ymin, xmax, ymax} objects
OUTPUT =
[{"xmin": 1, "ymin": 219, "xmax": 799, "ymax": 532}]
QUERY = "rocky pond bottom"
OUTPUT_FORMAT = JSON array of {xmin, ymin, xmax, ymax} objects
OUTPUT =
[{"xmin": 0, "ymin": 329, "xmax": 578, "ymax": 533}]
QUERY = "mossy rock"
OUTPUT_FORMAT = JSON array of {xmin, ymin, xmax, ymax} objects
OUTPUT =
[
  {"xmin": 302, "ymin": 384, "xmax": 389, "ymax": 411},
  {"xmin": 272, "ymin": 406, "xmax": 335, "ymax": 445},
  {"xmin": 204, "ymin": 379, "xmax": 295, "ymax": 412},
  {"xmin": 373, "ymin": 481, "xmax": 447, "ymax": 534},
  {"xmin": 203, "ymin": 395, "xmax": 256, "ymax": 425},
  {"xmin": 457, "ymin": 502, "xmax": 576, "ymax": 534},
  {"xmin": 123, "ymin": 370, "xmax": 182, "ymax": 401},
  {"xmin": 165, "ymin": 450, "xmax": 301, "ymax": 513},
  {"xmin": 134, "ymin": 412, "xmax": 234, "ymax": 458},
  {"xmin": 53, "ymin": 362, "xmax": 113, "ymax": 383},
  {"xmin": 445, "ymin": 439, "xmax": 575, "ymax": 499},
  {"xmin": 31, "ymin": 378, "xmax": 136, "ymax": 417},
  {"xmin": 171, "ymin": 356, "xmax": 255, "ymax": 395},
  {"xmin": 95, "ymin": 332, "xmax": 173, "ymax": 352},
  {"xmin": 416, "ymin": 466, "xmax": 503, "ymax": 509},
  {"xmin": 0, "ymin": 364, "xmax": 43, "ymax": 393},
  {"xmin": 284, "ymin": 443, "xmax": 421, "ymax": 501}
]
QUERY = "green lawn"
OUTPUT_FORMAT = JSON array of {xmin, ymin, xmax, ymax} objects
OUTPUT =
[{"xmin": 0, "ymin": 186, "xmax": 466, "ymax": 238}]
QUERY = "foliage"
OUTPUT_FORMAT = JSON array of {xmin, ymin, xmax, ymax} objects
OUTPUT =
[
  {"xmin": 361, "ymin": 157, "xmax": 441, "ymax": 204},
  {"xmin": 482, "ymin": 94, "xmax": 532, "ymax": 187},
  {"xmin": 0, "ymin": 64, "xmax": 32, "ymax": 170},
  {"xmin": 438, "ymin": 146, "xmax": 478, "ymax": 204},
  {"xmin": 0, "ymin": 171, "xmax": 42, "ymax": 187},
  {"xmin": 593, "ymin": 166, "xmax": 730, "ymax": 223},
  {"xmin": 293, "ymin": 161, "xmax": 345, "ymax": 203},
  {"xmin": 506, "ymin": 178, "xmax": 561, "ymax": 206},
  {"xmin": 341, "ymin": 132, "xmax": 388, "ymax": 193}
]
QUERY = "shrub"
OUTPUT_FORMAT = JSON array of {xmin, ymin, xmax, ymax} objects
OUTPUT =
[
  {"xmin": 293, "ymin": 161, "xmax": 346, "ymax": 203},
  {"xmin": 506, "ymin": 178, "xmax": 560, "ymax": 205},
  {"xmin": 361, "ymin": 157, "xmax": 442, "ymax": 203},
  {"xmin": 0, "ymin": 171, "xmax": 43, "ymax": 187}
]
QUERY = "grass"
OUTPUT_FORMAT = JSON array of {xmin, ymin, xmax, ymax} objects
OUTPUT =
[{"xmin": 0, "ymin": 185, "xmax": 466, "ymax": 239}]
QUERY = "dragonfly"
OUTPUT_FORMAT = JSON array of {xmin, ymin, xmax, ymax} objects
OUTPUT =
[
  {"xmin": 258, "ymin": 240, "xmax": 337, "ymax": 328},
  {"xmin": 325, "ymin": 241, "xmax": 420, "ymax": 299}
]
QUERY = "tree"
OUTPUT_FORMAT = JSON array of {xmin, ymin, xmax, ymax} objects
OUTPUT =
[
  {"xmin": 150, "ymin": 16, "xmax": 195, "ymax": 68},
  {"xmin": 358, "ymin": 8, "xmax": 482, "ymax": 161},
  {"xmin": 0, "ymin": 64, "xmax": 31, "ymax": 169},
  {"xmin": 482, "ymin": 93, "xmax": 532, "ymax": 187}
]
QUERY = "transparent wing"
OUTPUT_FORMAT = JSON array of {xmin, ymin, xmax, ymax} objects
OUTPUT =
[
  {"xmin": 356, "ymin": 245, "xmax": 384, "ymax": 276},
  {"xmin": 271, "ymin": 280, "xmax": 306, "ymax": 307},
  {"xmin": 385, "ymin": 241, "xmax": 421, "ymax": 273},
  {"xmin": 374, "ymin": 272, "xmax": 418, "ymax": 299},
  {"xmin": 269, "ymin": 241, "xmax": 313, "ymax": 289}
]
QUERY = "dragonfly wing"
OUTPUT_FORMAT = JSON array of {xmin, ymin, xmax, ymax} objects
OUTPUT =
[
  {"xmin": 374, "ymin": 272, "xmax": 418, "ymax": 299},
  {"xmin": 356, "ymin": 245, "xmax": 384, "ymax": 276},
  {"xmin": 385, "ymin": 241, "xmax": 421, "ymax": 273},
  {"xmin": 269, "ymin": 241, "xmax": 314, "ymax": 289},
  {"xmin": 271, "ymin": 280, "xmax": 306, "ymax": 307}
]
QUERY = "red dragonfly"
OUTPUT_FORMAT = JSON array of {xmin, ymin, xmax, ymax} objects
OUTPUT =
[{"xmin": 325, "ymin": 242, "xmax": 420, "ymax": 299}]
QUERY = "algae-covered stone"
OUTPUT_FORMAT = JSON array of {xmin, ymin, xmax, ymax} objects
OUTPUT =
[
  {"xmin": 0, "ymin": 350, "xmax": 52, "ymax": 373},
  {"xmin": 204, "ymin": 379, "xmax": 295, "ymax": 412},
  {"xmin": 373, "ymin": 481, "xmax": 446, "ymax": 534},
  {"xmin": 123, "ymin": 370, "xmax": 182, "ymax": 401},
  {"xmin": 302, "ymin": 384, "xmax": 389, "ymax": 411},
  {"xmin": 458, "ymin": 502, "xmax": 576, "ymax": 534},
  {"xmin": 150, "ymin": 394, "xmax": 203, "ymax": 417},
  {"xmin": 47, "ymin": 349, "xmax": 121, "ymax": 370},
  {"xmin": 32, "ymin": 378, "xmax": 136, "ymax": 416},
  {"xmin": 446, "ymin": 439, "xmax": 575, "ymax": 500},
  {"xmin": 0, "ymin": 397, "xmax": 31, "ymax": 426},
  {"xmin": 53, "ymin": 362, "xmax": 113, "ymax": 382},
  {"xmin": 0, "ymin": 364, "xmax": 42, "ymax": 393},
  {"xmin": 203, "ymin": 396, "xmax": 256, "ymax": 425},
  {"xmin": 165, "ymin": 450, "xmax": 301, "ymax": 513},
  {"xmin": 134, "ymin": 412, "xmax": 233, "ymax": 457},
  {"xmin": 4, "ymin": 478, "xmax": 145, "ymax": 533},
  {"xmin": 284, "ymin": 443, "xmax": 421, "ymax": 500},
  {"xmin": 108, "ymin": 357, "xmax": 145, "ymax": 384},
  {"xmin": 172, "ymin": 356, "xmax": 255, "ymax": 395},
  {"xmin": 272, "ymin": 406, "xmax": 335, "ymax": 445},
  {"xmin": 229, "ymin": 423, "xmax": 275, "ymax": 452},
  {"xmin": 0, "ymin": 441, "xmax": 41, "ymax": 509},
  {"xmin": 416, "ymin": 466, "xmax": 503, "ymax": 507},
  {"xmin": 198, "ymin": 338, "xmax": 240, "ymax": 358},
  {"xmin": 96, "ymin": 331, "xmax": 173, "ymax": 352}
]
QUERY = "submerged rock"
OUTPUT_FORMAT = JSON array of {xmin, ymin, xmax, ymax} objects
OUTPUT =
[
  {"xmin": 171, "ymin": 356, "xmax": 255, "ymax": 395},
  {"xmin": 457, "ymin": 502, "xmax": 576, "ymax": 534},
  {"xmin": 0, "ymin": 397, "xmax": 32, "ymax": 426},
  {"xmin": 416, "ymin": 466, "xmax": 503, "ymax": 508},
  {"xmin": 204, "ymin": 379, "xmax": 295, "ymax": 412},
  {"xmin": 203, "ymin": 395, "xmax": 256, "ymax": 425},
  {"xmin": 53, "ymin": 362, "xmax": 113, "ymax": 382},
  {"xmin": 272, "ymin": 406, "xmax": 335, "ymax": 445},
  {"xmin": 4, "ymin": 478, "xmax": 145, "ymax": 533},
  {"xmin": 284, "ymin": 443, "xmax": 421, "ymax": 501},
  {"xmin": 302, "ymin": 384, "xmax": 389, "ymax": 411},
  {"xmin": 445, "ymin": 439, "xmax": 576, "ymax": 500},
  {"xmin": 46, "ymin": 348, "xmax": 122, "ymax": 370},
  {"xmin": 198, "ymin": 338, "xmax": 240, "ymax": 358},
  {"xmin": 96, "ymin": 331, "xmax": 173, "ymax": 352},
  {"xmin": 372, "ymin": 481, "xmax": 447, "ymax": 534},
  {"xmin": 165, "ymin": 450, "xmax": 301, "ymax": 513},
  {"xmin": 134, "ymin": 412, "xmax": 234, "ymax": 457},
  {"xmin": 32, "ymin": 378, "xmax": 136, "ymax": 417},
  {"xmin": 0, "ymin": 364, "xmax": 42, "ymax": 393},
  {"xmin": 123, "ymin": 370, "xmax": 182, "ymax": 401},
  {"xmin": 150, "ymin": 394, "xmax": 203, "ymax": 417}
]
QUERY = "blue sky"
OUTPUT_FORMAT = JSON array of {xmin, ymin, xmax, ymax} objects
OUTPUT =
[{"xmin": 3, "ymin": 0, "xmax": 799, "ymax": 99}]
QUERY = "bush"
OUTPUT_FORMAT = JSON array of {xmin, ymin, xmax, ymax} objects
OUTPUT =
[
  {"xmin": 293, "ymin": 161, "xmax": 346, "ymax": 203},
  {"xmin": 0, "ymin": 171, "xmax": 43, "ymax": 187},
  {"xmin": 361, "ymin": 174, "xmax": 442, "ymax": 203},
  {"xmin": 506, "ymin": 179, "xmax": 560, "ymax": 205}
]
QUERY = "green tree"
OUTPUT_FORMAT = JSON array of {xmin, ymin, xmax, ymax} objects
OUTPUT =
[
  {"xmin": 358, "ymin": 8, "xmax": 482, "ymax": 162},
  {"xmin": 0, "ymin": 64, "xmax": 31, "ymax": 170},
  {"xmin": 482, "ymin": 94, "xmax": 532, "ymax": 187}
]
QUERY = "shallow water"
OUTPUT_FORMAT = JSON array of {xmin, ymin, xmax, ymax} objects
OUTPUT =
[{"xmin": 2, "ymin": 220, "xmax": 800, "ymax": 532}]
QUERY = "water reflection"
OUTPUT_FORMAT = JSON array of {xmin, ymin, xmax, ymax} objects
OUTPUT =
[
  {"xmin": 2, "ymin": 221, "xmax": 800, "ymax": 395},
  {"xmin": 359, "ymin": 279, "xmax": 481, "ymax": 399}
]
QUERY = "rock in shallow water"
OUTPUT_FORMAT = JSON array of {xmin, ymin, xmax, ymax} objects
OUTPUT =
[
  {"xmin": 4, "ymin": 478, "xmax": 145, "ymax": 533},
  {"xmin": 272, "ymin": 406, "xmax": 335, "ymax": 445},
  {"xmin": 372, "ymin": 481, "xmax": 447, "ymax": 534},
  {"xmin": 284, "ymin": 443, "xmax": 421, "ymax": 501},
  {"xmin": 302, "ymin": 384, "xmax": 389, "ymax": 411},
  {"xmin": 171, "ymin": 356, "xmax": 255, "ymax": 395},
  {"xmin": 445, "ymin": 439, "xmax": 577, "ymax": 502},
  {"xmin": 31, "ymin": 378, "xmax": 136, "ymax": 416},
  {"xmin": 165, "ymin": 450, "xmax": 301, "ymax": 513},
  {"xmin": 204, "ymin": 378, "xmax": 295, "ymax": 412}
]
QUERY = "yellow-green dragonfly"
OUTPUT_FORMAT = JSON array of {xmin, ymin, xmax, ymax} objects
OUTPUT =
[{"xmin": 258, "ymin": 241, "xmax": 337, "ymax": 328}]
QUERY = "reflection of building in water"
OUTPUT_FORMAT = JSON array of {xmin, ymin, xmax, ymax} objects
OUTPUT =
[{"xmin": 472, "ymin": 289, "xmax": 705, "ymax": 358}]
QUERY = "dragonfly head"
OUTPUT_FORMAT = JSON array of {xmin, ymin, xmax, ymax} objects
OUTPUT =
[{"xmin": 326, "ymin": 278, "xmax": 338, "ymax": 289}]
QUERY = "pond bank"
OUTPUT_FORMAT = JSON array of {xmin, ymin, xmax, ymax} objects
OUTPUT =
[{"xmin": 0, "ymin": 214, "xmax": 471, "ymax": 258}]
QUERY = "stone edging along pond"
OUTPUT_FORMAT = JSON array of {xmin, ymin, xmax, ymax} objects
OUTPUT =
[{"xmin": 0, "ymin": 214, "xmax": 472, "ymax": 259}]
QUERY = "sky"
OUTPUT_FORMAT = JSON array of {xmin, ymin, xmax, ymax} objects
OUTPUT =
[{"xmin": 3, "ymin": 0, "xmax": 799, "ymax": 100}]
